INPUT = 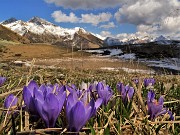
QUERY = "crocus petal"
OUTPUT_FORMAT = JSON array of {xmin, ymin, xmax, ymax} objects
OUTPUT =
[
  {"xmin": 27, "ymin": 80, "xmax": 39, "ymax": 94},
  {"xmin": 89, "ymin": 98, "xmax": 102, "ymax": 117},
  {"xmin": 23, "ymin": 86, "xmax": 33, "ymax": 108},
  {"xmin": 147, "ymin": 100, "xmax": 163, "ymax": 120},
  {"xmin": 39, "ymin": 84, "xmax": 47, "ymax": 95},
  {"xmin": 80, "ymin": 82, "xmax": 88, "ymax": 90},
  {"xmin": 0, "ymin": 77, "xmax": 6, "ymax": 86},
  {"xmin": 167, "ymin": 111, "xmax": 174, "ymax": 120},
  {"xmin": 66, "ymin": 85, "xmax": 76, "ymax": 93},
  {"xmin": 81, "ymin": 90, "xmax": 91, "ymax": 105},
  {"xmin": 117, "ymin": 83, "xmax": 123, "ymax": 94},
  {"xmin": 152, "ymin": 104, "xmax": 163, "ymax": 116},
  {"xmin": 155, "ymin": 109, "xmax": 167, "ymax": 118},
  {"xmin": 147, "ymin": 90, "xmax": 155, "ymax": 103},
  {"xmin": 56, "ymin": 90, "xmax": 66, "ymax": 111},
  {"xmin": 68, "ymin": 101, "xmax": 86, "ymax": 132},
  {"xmin": 155, "ymin": 109, "xmax": 174, "ymax": 121},
  {"xmin": 95, "ymin": 98, "xmax": 103, "ymax": 109},
  {"xmin": 4, "ymin": 94, "xmax": 18, "ymax": 109},
  {"xmin": 33, "ymin": 88, "xmax": 44, "ymax": 102},
  {"xmin": 158, "ymin": 96, "xmax": 164, "ymax": 105},
  {"xmin": 76, "ymin": 90, "xmax": 83, "ymax": 98},
  {"xmin": 46, "ymin": 85, "xmax": 54, "ymax": 94},
  {"xmin": 55, "ymin": 85, "xmax": 66, "ymax": 94},
  {"xmin": 127, "ymin": 87, "xmax": 134, "ymax": 100},
  {"xmin": 133, "ymin": 79, "xmax": 139, "ymax": 84},
  {"xmin": 23, "ymin": 86, "xmax": 39, "ymax": 115},
  {"xmin": 41, "ymin": 93, "xmax": 60, "ymax": 128},
  {"xmin": 97, "ymin": 82, "xmax": 113, "ymax": 105},
  {"xmin": 66, "ymin": 93, "xmax": 78, "ymax": 117}
]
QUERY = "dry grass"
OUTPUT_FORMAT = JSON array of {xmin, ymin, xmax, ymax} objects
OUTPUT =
[
  {"xmin": 1, "ymin": 43, "xmax": 150, "ymax": 72},
  {"xmin": 1, "ymin": 43, "xmax": 72, "ymax": 60}
]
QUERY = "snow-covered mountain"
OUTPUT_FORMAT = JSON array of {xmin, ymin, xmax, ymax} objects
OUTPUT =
[
  {"xmin": 104, "ymin": 35, "xmax": 179, "ymax": 46},
  {"xmin": 153, "ymin": 35, "xmax": 173, "ymax": 45},
  {"xmin": 104, "ymin": 36, "xmax": 152, "ymax": 45},
  {"xmin": 1, "ymin": 17, "xmax": 104, "ymax": 48}
]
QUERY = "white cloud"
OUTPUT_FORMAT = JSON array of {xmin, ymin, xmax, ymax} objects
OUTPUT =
[
  {"xmin": 99, "ymin": 22, "xmax": 115, "ymax": 29},
  {"xmin": 115, "ymin": 0, "xmax": 180, "ymax": 38},
  {"xmin": 45, "ymin": 0, "xmax": 124, "ymax": 9},
  {"xmin": 51, "ymin": 11, "xmax": 79, "ymax": 23},
  {"xmin": 100, "ymin": 31, "xmax": 112, "ymax": 37},
  {"xmin": 51, "ymin": 11, "xmax": 112, "ymax": 26},
  {"xmin": 81, "ymin": 12, "xmax": 112, "ymax": 26}
]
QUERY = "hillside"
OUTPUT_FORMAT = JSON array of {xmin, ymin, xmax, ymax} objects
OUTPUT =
[{"xmin": 0, "ymin": 24, "xmax": 30, "ymax": 43}]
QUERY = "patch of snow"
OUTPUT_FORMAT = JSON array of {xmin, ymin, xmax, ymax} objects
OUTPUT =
[
  {"xmin": 146, "ymin": 58, "xmax": 180, "ymax": 71},
  {"xmin": 109, "ymin": 49, "xmax": 123, "ymax": 56},
  {"xmin": 121, "ymin": 67, "xmax": 155, "ymax": 74},
  {"xmin": 118, "ymin": 53, "xmax": 136, "ymax": 60},
  {"xmin": 84, "ymin": 50, "xmax": 104, "ymax": 54},
  {"xmin": 14, "ymin": 60, "xmax": 31, "ymax": 67},
  {"xmin": 24, "ymin": 63, "xmax": 31, "ymax": 67},
  {"xmin": 100, "ymin": 67, "xmax": 119, "ymax": 72},
  {"xmin": 14, "ymin": 60, "xmax": 25, "ymax": 64},
  {"xmin": 85, "ymin": 49, "xmax": 123, "ymax": 57},
  {"xmin": 100, "ymin": 67, "xmax": 155, "ymax": 74}
]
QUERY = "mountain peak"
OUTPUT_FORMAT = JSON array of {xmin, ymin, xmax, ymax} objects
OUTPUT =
[
  {"xmin": 155, "ymin": 35, "xmax": 168, "ymax": 41},
  {"xmin": 74, "ymin": 27, "xmax": 88, "ymax": 34},
  {"xmin": 28, "ymin": 16, "xmax": 56, "ymax": 26},
  {"xmin": 2, "ymin": 17, "xmax": 17, "ymax": 25}
]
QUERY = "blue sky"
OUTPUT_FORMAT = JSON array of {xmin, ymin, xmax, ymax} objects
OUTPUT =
[{"xmin": 1, "ymin": 0, "xmax": 180, "ymax": 38}]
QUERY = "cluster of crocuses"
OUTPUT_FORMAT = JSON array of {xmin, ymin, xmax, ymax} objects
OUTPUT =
[
  {"xmin": 2, "ymin": 79, "xmax": 115, "ymax": 132},
  {"xmin": 133, "ymin": 77, "xmax": 155, "ymax": 88},
  {"xmin": 2, "ymin": 76, "xmax": 174, "ymax": 133}
]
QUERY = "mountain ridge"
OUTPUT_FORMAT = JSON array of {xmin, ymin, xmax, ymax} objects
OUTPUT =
[
  {"xmin": 104, "ymin": 35, "xmax": 180, "ymax": 46},
  {"xmin": 1, "ymin": 17, "xmax": 104, "ymax": 48}
]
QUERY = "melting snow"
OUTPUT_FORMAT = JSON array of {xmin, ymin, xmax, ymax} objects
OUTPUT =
[
  {"xmin": 145, "ymin": 58, "xmax": 180, "ymax": 71},
  {"xmin": 117, "ymin": 53, "xmax": 136, "ymax": 60},
  {"xmin": 121, "ymin": 67, "xmax": 155, "ymax": 74},
  {"xmin": 100, "ymin": 67, "xmax": 155, "ymax": 74}
]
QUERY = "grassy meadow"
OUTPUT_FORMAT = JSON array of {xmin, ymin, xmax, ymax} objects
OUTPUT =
[{"xmin": 0, "ymin": 41, "xmax": 180, "ymax": 134}]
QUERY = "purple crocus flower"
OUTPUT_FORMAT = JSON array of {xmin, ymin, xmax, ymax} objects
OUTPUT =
[
  {"xmin": 147, "ymin": 90, "xmax": 174, "ymax": 120},
  {"xmin": 96, "ymin": 82, "xmax": 113, "ymax": 105},
  {"xmin": 66, "ymin": 93, "xmax": 97, "ymax": 132},
  {"xmin": 132, "ymin": 78, "xmax": 139, "ymax": 84},
  {"xmin": 144, "ymin": 78, "xmax": 155, "ymax": 87},
  {"xmin": 0, "ymin": 77, "xmax": 6, "ymax": 87},
  {"xmin": 23, "ymin": 80, "xmax": 66, "ymax": 127},
  {"xmin": 117, "ymin": 83, "xmax": 134, "ymax": 104},
  {"xmin": 4, "ymin": 94, "xmax": 18, "ymax": 114}
]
